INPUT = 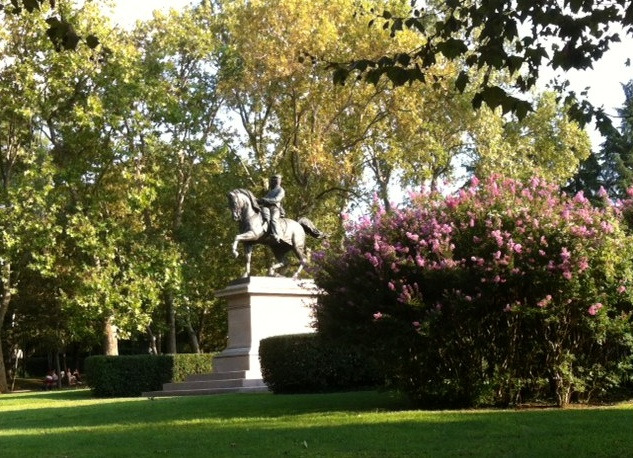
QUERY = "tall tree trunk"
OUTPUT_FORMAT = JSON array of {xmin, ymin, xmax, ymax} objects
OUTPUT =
[
  {"xmin": 184, "ymin": 313, "xmax": 200, "ymax": 354},
  {"xmin": 0, "ymin": 262, "xmax": 13, "ymax": 393},
  {"xmin": 0, "ymin": 336, "xmax": 8, "ymax": 394},
  {"xmin": 156, "ymin": 331, "xmax": 163, "ymax": 355},
  {"xmin": 103, "ymin": 315, "xmax": 119, "ymax": 356},
  {"xmin": 166, "ymin": 293, "xmax": 177, "ymax": 354},
  {"xmin": 147, "ymin": 327, "xmax": 158, "ymax": 355}
]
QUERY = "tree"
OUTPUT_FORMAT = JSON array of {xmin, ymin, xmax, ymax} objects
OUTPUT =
[
  {"xmin": 596, "ymin": 80, "xmax": 633, "ymax": 197},
  {"xmin": 328, "ymin": 0, "xmax": 633, "ymax": 130},
  {"xmin": 567, "ymin": 80, "xmax": 633, "ymax": 199},
  {"xmin": 0, "ymin": 2, "xmax": 166, "ymax": 363},
  {"xmin": 467, "ymin": 92, "xmax": 591, "ymax": 184},
  {"xmin": 0, "ymin": 0, "xmax": 105, "ymax": 52},
  {"xmin": 132, "ymin": 4, "xmax": 235, "ymax": 353},
  {"xmin": 219, "ymin": 0, "xmax": 594, "ymax": 224},
  {"xmin": 0, "ymin": 13, "xmax": 59, "ymax": 391}
]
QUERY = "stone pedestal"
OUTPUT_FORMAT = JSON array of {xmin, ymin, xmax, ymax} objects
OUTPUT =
[
  {"xmin": 213, "ymin": 276, "xmax": 318, "ymax": 382},
  {"xmin": 144, "ymin": 276, "xmax": 318, "ymax": 397}
]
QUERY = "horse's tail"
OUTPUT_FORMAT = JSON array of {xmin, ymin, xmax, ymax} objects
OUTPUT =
[{"xmin": 298, "ymin": 217, "xmax": 327, "ymax": 239}]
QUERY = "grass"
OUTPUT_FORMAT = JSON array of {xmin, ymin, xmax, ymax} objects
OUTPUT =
[{"xmin": 0, "ymin": 389, "xmax": 632, "ymax": 457}]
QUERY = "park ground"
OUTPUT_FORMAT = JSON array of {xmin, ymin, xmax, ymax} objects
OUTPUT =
[{"xmin": 0, "ymin": 387, "xmax": 632, "ymax": 457}]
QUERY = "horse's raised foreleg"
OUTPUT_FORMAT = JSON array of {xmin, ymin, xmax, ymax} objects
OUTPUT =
[{"xmin": 232, "ymin": 231, "xmax": 260, "ymax": 258}]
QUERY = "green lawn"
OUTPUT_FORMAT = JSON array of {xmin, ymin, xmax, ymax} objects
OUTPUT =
[{"xmin": 1, "ymin": 389, "xmax": 631, "ymax": 457}]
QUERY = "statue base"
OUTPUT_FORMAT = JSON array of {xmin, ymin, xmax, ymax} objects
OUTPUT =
[
  {"xmin": 144, "ymin": 276, "xmax": 318, "ymax": 397},
  {"xmin": 213, "ymin": 276, "xmax": 317, "ymax": 379}
]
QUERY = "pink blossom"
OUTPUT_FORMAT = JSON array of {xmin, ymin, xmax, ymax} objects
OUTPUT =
[
  {"xmin": 618, "ymin": 285, "xmax": 627, "ymax": 294},
  {"xmin": 588, "ymin": 303, "xmax": 603, "ymax": 316},
  {"xmin": 560, "ymin": 247, "xmax": 571, "ymax": 261},
  {"xmin": 577, "ymin": 257, "xmax": 589, "ymax": 272},
  {"xmin": 598, "ymin": 186, "xmax": 608, "ymax": 198},
  {"xmin": 563, "ymin": 271, "xmax": 573, "ymax": 280},
  {"xmin": 412, "ymin": 321, "xmax": 421, "ymax": 328},
  {"xmin": 388, "ymin": 281, "xmax": 396, "ymax": 291},
  {"xmin": 600, "ymin": 221, "xmax": 614, "ymax": 233},
  {"xmin": 537, "ymin": 295, "xmax": 552, "ymax": 308},
  {"xmin": 373, "ymin": 312, "xmax": 383, "ymax": 320},
  {"xmin": 513, "ymin": 243, "xmax": 523, "ymax": 253},
  {"xmin": 574, "ymin": 191, "xmax": 587, "ymax": 204}
]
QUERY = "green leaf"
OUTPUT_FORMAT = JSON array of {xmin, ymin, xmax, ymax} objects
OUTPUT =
[
  {"xmin": 332, "ymin": 68, "xmax": 349, "ymax": 85},
  {"xmin": 86, "ymin": 35, "xmax": 100, "ymax": 49},
  {"xmin": 386, "ymin": 67, "xmax": 410, "ymax": 86},
  {"xmin": 23, "ymin": 0, "xmax": 40, "ymax": 12},
  {"xmin": 365, "ymin": 69, "xmax": 383, "ymax": 85},
  {"xmin": 436, "ymin": 38, "xmax": 468, "ymax": 59},
  {"xmin": 396, "ymin": 53, "xmax": 411, "ymax": 67},
  {"xmin": 455, "ymin": 71, "xmax": 469, "ymax": 93},
  {"xmin": 514, "ymin": 99, "xmax": 532, "ymax": 120},
  {"xmin": 479, "ymin": 85, "xmax": 507, "ymax": 110},
  {"xmin": 62, "ymin": 29, "xmax": 81, "ymax": 51}
]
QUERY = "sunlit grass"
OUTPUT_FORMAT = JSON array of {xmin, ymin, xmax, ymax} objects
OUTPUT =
[{"xmin": 1, "ymin": 389, "xmax": 631, "ymax": 457}]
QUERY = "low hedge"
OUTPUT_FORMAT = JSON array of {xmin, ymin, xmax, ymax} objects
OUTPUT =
[
  {"xmin": 259, "ymin": 333, "xmax": 381, "ymax": 394},
  {"xmin": 84, "ymin": 353, "xmax": 214, "ymax": 397}
]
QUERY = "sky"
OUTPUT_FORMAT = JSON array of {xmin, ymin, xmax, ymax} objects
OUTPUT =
[{"xmin": 108, "ymin": 0, "xmax": 633, "ymax": 149}]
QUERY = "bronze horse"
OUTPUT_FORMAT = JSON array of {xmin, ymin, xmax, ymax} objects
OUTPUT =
[{"xmin": 227, "ymin": 188, "xmax": 325, "ymax": 278}]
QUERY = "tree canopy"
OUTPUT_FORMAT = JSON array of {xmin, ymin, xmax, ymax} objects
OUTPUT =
[
  {"xmin": 0, "ymin": 0, "xmax": 607, "ymax": 393},
  {"xmin": 327, "ymin": 0, "xmax": 633, "ymax": 131}
]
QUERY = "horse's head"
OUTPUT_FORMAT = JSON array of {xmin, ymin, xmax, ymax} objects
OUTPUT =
[{"xmin": 227, "ymin": 190, "xmax": 242, "ymax": 221}]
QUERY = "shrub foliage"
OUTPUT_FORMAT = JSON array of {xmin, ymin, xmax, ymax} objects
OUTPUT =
[
  {"xmin": 84, "ymin": 353, "xmax": 214, "ymax": 397},
  {"xmin": 259, "ymin": 333, "xmax": 380, "ymax": 394},
  {"xmin": 312, "ymin": 176, "xmax": 633, "ymax": 407}
]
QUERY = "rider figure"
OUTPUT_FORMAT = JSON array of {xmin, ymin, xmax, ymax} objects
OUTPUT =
[{"xmin": 258, "ymin": 174, "xmax": 285, "ymax": 243}]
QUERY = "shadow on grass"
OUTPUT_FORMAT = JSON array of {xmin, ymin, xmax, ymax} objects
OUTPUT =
[
  {"xmin": 1, "ymin": 396, "xmax": 631, "ymax": 458},
  {"xmin": 0, "ymin": 390, "xmax": 413, "ymax": 430},
  {"xmin": 7, "ymin": 388, "xmax": 94, "ymax": 402}
]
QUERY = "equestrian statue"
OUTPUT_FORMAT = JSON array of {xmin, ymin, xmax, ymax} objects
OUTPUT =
[{"xmin": 227, "ymin": 175, "xmax": 326, "ymax": 279}]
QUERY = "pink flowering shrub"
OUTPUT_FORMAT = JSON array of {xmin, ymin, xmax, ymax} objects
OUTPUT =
[{"xmin": 312, "ymin": 176, "xmax": 633, "ymax": 407}]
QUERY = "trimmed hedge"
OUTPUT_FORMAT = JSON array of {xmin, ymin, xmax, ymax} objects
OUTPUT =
[
  {"xmin": 84, "ymin": 353, "xmax": 214, "ymax": 397},
  {"xmin": 259, "ymin": 333, "xmax": 380, "ymax": 394}
]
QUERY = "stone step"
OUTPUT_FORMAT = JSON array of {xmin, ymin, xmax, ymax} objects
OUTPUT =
[
  {"xmin": 162, "ymin": 377, "xmax": 262, "ymax": 391},
  {"xmin": 141, "ymin": 373, "xmax": 269, "ymax": 398},
  {"xmin": 185, "ymin": 371, "xmax": 247, "ymax": 382},
  {"xmin": 143, "ymin": 384, "xmax": 269, "ymax": 398}
]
